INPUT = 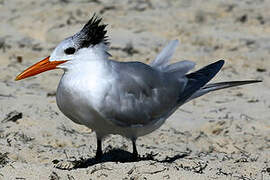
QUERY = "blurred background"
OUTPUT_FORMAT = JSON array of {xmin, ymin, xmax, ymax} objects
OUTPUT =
[{"xmin": 0, "ymin": 0, "xmax": 270, "ymax": 179}]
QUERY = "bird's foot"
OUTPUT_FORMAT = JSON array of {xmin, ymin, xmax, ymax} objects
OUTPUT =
[{"xmin": 132, "ymin": 152, "xmax": 140, "ymax": 161}]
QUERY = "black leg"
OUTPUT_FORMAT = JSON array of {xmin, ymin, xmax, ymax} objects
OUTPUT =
[
  {"xmin": 96, "ymin": 138, "xmax": 102, "ymax": 159},
  {"xmin": 132, "ymin": 139, "xmax": 138, "ymax": 159}
]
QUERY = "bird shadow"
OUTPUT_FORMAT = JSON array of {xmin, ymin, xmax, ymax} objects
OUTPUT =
[{"xmin": 55, "ymin": 148, "xmax": 191, "ymax": 170}]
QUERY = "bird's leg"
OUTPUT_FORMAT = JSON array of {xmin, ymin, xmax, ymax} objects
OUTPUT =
[
  {"xmin": 96, "ymin": 138, "xmax": 102, "ymax": 159},
  {"xmin": 132, "ymin": 139, "xmax": 138, "ymax": 159}
]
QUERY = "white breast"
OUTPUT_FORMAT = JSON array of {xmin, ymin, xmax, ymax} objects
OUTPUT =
[{"xmin": 56, "ymin": 60, "xmax": 111, "ymax": 129}]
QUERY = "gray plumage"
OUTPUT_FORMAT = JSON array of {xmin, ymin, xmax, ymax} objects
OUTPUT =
[{"xmin": 94, "ymin": 41, "xmax": 260, "ymax": 129}]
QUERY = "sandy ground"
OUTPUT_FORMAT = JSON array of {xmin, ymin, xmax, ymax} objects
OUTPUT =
[{"xmin": 0, "ymin": 0, "xmax": 270, "ymax": 179}]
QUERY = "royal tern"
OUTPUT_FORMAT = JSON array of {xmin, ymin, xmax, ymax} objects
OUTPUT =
[{"xmin": 16, "ymin": 15, "xmax": 261, "ymax": 159}]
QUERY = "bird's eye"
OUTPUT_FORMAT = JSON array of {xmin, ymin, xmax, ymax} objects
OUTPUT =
[{"xmin": 64, "ymin": 47, "xmax": 76, "ymax": 55}]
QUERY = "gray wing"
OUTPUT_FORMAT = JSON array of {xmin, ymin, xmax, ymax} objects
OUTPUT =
[
  {"xmin": 99, "ymin": 57, "xmax": 257, "ymax": 128},
  {"xmin": 99, "ymin": 60, "xmax": 229, "ymax": 127},
  {"xmin": 98, "ymin": 40, "xmax": 201, "ymax": 127},
  {"xmin": 99, "ymin": 61, "xmax": 185, "ymax": 127}
]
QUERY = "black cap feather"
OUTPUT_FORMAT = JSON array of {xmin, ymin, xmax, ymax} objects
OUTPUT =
[{"xmin": 75, "ymin": 14, "xmax": 109, "ymax": 48}]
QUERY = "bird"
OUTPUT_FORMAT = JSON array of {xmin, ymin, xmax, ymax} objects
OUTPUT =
[{"xmin": 15, "ymin": 14, "xmax": 261, "ymax": 159}]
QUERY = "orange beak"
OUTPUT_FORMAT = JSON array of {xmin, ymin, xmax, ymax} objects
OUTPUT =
[{"xmin": 15, "ymin": 56, "xmax": 67, "ymax": 81}]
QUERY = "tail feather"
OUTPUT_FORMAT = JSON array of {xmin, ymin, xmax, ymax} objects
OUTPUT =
[
  {"xmin": 185, "ymin": 80, "xmax": 261, "ymax": 102},
  {"xmin": 165, "ymin": 60, "xmax": 195, "ymax": 74},
  {"xmin": 178, "ymin": 60, "xmax": 225, "ymax": 104},
  {"xmin": 150, "ymin": 40, "xmax": 179, "ymax": 69},
  {"xmin": 202, "ymin": 80, "xmax": 261, "ymax": 90}
]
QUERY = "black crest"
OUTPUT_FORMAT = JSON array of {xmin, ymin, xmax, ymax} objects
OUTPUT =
[{"xmin": 76, "ymin": 14, "xmax": 109, "ymax": 48}]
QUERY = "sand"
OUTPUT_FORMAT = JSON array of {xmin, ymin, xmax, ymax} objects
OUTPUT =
[{"xmin": 0, "ymin": 0, "xmax": 270, "ymax": 179}]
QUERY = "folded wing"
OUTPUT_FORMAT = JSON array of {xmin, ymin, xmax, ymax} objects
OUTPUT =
[{"xmin": 99, "ymin": 61, "xmax": 186, "ymax": 127}]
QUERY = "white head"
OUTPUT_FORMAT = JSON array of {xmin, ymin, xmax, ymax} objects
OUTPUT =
[{"xmin": 16, "ymin": 14, "xmax": 110, "ymax": 80}]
